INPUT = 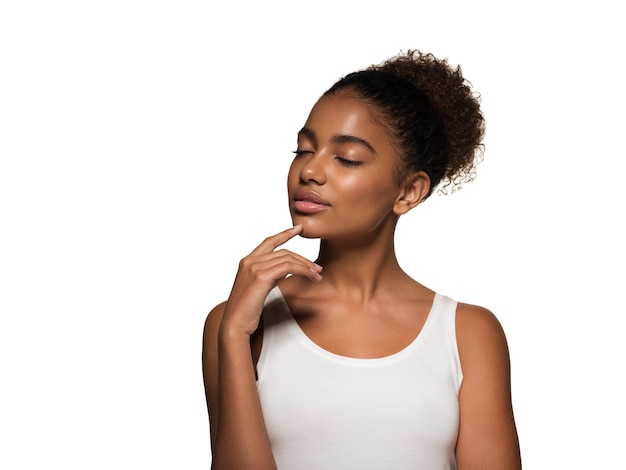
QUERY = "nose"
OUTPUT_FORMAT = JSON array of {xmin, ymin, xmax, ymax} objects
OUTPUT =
[{"xmin": 299, "ymin": 152, "xmax": 327, "ymax": 185}]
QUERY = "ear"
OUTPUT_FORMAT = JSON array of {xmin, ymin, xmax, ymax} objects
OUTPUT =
[{"xmin": 393, "ymin": 171, "xmax": 431, "ymax": 215}]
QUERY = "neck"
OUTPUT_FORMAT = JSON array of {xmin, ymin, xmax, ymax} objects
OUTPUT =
[{"xmin": 314, "ymin": 224, "xmax": 408, "ymax": 303}]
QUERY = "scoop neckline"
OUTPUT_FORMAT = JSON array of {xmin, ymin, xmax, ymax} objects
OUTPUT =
[{"xmin": 271, "ymin": 286, "xmax": 441, "ymax": 366}]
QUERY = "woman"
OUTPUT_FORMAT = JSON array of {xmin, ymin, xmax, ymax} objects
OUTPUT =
[{"xmin": 203, "ymin": 50, "xmax": 521, "ymax": 469}]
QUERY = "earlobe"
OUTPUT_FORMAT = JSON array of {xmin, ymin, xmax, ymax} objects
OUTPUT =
[{"xmin": 393, "ymin": 171, "xmax": 431, "ymax": 215}]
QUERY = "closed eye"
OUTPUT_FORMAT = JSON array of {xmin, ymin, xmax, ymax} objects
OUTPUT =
[
  {"xmin": 292, "ymin": 149, "xmax": 313, "ymax": 157},
  {"xmin": 336, "ymin": 156, "xmax": 363, "ymax": 167}
]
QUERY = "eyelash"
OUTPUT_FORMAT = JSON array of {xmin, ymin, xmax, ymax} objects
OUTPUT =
[
  {"xmin": 336, "ymin": 157, "xmax": 362, "ymax": 167},
  {"xmin": 291, "ymin": 150, "xmax": 363, "ymax": 168}
]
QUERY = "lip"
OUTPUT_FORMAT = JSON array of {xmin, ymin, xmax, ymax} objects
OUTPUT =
[
  {"xmin": 292, "ymin": 189, "xmax": 331, "ymax": 214},
  {"xmin": 294, "ymin": 190, "xmax": 330, "ymax": 205}
]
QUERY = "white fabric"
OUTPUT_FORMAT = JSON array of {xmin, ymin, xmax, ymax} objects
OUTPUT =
[{"xmin": 256, "ymin": 287, "xmax": 463, "ymax": 470}]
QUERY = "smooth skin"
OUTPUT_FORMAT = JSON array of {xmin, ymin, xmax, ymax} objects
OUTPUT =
[
  {"xmin": 204, "ymin": 225, "xmax": 323, "ymax": 470},
  {"xmin": 203, "ymin": 92, "xmax": 521, "ymax": 469}
]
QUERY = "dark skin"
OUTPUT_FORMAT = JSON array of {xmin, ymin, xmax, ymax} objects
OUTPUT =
[{"xmin": 203, "ymin": 92, "xmax": 521, "ymax": 469}]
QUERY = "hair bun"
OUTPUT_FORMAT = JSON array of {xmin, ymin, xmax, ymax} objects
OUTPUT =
[{"xmin": 371, "ymin": 50, "xmax": 485, "ymax": 194}]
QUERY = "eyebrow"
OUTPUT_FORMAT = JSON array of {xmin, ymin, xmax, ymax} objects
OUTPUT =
[{"xmin": 298, "ymin": 127, "xmax": 377, "ymax": 154}]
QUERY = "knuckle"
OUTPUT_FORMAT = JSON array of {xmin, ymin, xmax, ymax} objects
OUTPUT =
[
  {"xmin": 255, "ymin": 269, "xmax": 274, "ymax": 283},
  {"xmin": 248, "ymin": 263, "xmax": 261, "ymax": 274}
]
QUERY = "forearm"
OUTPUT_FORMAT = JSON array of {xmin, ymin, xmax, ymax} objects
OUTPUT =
[
  {"xmin": 212, "ymin": 324, "xmax": 276, "ymax": 470},
  {"xmin": 207, "ymin": 226, "xmax": 320, "ymax": 468}
]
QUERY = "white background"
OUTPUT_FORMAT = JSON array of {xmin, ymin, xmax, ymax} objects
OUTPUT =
[{"xmin": 1, "ymin": 1, "xmax": 624, "ymax": 468}]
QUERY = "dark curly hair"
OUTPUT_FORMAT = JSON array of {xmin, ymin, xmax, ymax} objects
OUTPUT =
[{"xmin": 324, "ymin": 50, "xmax": 484, "ymax": 198}]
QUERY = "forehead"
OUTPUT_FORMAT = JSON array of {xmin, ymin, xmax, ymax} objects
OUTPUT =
[{"xmin": 303, "ymin": 93, "xmax": 395, "ymax": 150}]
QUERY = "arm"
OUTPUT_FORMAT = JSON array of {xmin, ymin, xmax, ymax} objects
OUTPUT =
[
  {"xmin": 455, "ymin": 304, "xmax": 522, "ymax": 470},
  {"xmin": 203, "ymin": 301, "xmax": 275, "ymax": 469},
  {"xmin": 202, "ymin": 225, "xmax": 323, "ymax": 470}
]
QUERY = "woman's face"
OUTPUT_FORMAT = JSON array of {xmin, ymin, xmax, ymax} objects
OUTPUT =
[{"xmin": 288, "ymin": 92, "xmax": 404, "ymax": 240}]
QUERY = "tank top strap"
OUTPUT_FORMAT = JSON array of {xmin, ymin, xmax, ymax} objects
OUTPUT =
[
  {"xmin": 427, "ymin": 294, "xmax": 463, "ymax": 391},
  {"xmin": 256, "ymin": 287, "xmax": 291, "ymax": 382}
]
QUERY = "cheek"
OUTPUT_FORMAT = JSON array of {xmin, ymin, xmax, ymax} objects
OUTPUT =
[{"xmin": 340, "ymin": 173, "xmax": 397, "ymax": 206}]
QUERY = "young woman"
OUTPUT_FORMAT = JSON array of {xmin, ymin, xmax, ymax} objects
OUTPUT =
[{"xmin": 203, "ymin": 51, "xmax": 521, "ymax": 469}]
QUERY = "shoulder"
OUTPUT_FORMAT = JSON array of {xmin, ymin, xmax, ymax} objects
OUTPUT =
[
  {"xmin": 203, "ymin": 299, "xmax": 266, "ymax": 368},
  {"xmin": 454, "ymin": 302, "xmax": 522, "ymax": 468},
  {"xmin": 203, "ymin": 302, "xmax": 228, "ymax": 369},
  {"xmin": 204, "ymin": 301, "xmax": 227, "ymax": 339},
  {"xmin": 456, "ymin": 302, "xmax": 503, "ymax": 330},
  {"xmin": 455, "ymin": 302, "xmax": 509, "ymax": 364},
  {"xmin": 454, "ymin": 302, "xmax": 512, "ymax": 395},
  {"xmin": 203, "ymin": 301, "xmax": 229, "ymax": 368},
  {"xmin": 454, "ymin": 301, "xmax": 513, "ymax": 415}
]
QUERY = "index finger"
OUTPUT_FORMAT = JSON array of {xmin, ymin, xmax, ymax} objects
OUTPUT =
[{"xmin": 252, "ymin": 225, "xmax": 303, "ymax": 254}]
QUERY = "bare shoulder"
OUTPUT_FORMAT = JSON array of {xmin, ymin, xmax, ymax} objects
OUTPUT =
[
  {"xmin": 204, "ymin": 301, "xmax": 227, "ymax": 338},
  {"xmin": 202, "ymin": 299, "xmax": 264, "ymax": 382},
  {"xmin": 455, "ymin": 302, "xmax": 510, "ymax": 366},
  {"xmin": 454, "ymin": 302, "xmax": 512, "ymax": 398},
  {"xmin": 203, "ymin": 301, "xmax": 227, "ymax": 380},
  {"xmin": 456, "ymin": 302, "xmax": 504, "ymax": 333},
  {"xmin": 454, "ymin": 302, "xmax": 521, "ymax": 469},
  {"xmin": 203, "ymin": 301, "xmax": 227, "ymax": 383}
]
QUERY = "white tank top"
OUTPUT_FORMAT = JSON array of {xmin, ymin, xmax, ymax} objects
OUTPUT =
[{"xmin": 257, "ymin": 287, "xmax": 463, "ymax": 470}]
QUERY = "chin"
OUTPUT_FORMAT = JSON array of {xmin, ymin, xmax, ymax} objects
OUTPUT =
[
  {"xmin": 291, "ymin": 217, "xmax": 322, "ymax": 239},
  {"xmin": 299, "ymin": 230, "xmax": 321, "ymax": 239},
  {"xmin": 298, "ymin": 224, "xmax": 321, "ymax": 239}
]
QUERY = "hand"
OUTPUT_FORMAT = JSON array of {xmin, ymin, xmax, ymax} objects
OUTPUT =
[{"xmin": 221, "ymin": 225, "xmax": 322, "ymax": 336}]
